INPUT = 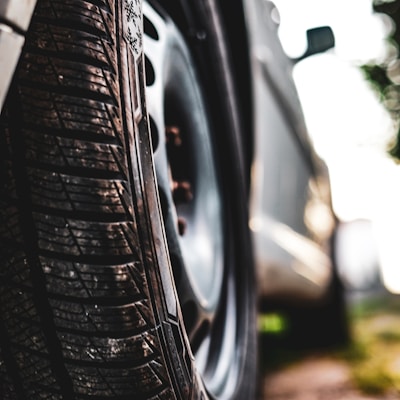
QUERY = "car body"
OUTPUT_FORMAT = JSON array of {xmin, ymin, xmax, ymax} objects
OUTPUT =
[
  {"xmin": 244, "ymin": 0, "xmax": 336, "ymax": 303},
  {"xmin": 0, "ymin": 1, "xmax": 346, "ymax": 398}
]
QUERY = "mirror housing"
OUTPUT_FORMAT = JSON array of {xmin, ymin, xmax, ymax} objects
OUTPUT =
[{"xmin": 293, "ymin": 26, "xmax": 335, "ymax": 63}]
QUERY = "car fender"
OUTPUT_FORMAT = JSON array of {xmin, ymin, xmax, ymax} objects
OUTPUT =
[{"xmin": 0, "ymin": 0, "xmax": 37, "ymax": 110}]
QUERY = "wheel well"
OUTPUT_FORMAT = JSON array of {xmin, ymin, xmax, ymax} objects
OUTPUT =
[{"xmin": 216, "ymin": 0, "xmax": 253, "ymax": 181}]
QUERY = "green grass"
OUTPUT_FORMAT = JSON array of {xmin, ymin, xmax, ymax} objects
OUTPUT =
[
  {"xmin": 339, "ymin": 293, "xmax": 400, "ymax": 395},
  {"xmin": 258, "ymin": 312, "xmax": 308, "ymax": 372},
  {"xmin": 258, "ymin": 294, "xmax": 400, "ymax": 396}
]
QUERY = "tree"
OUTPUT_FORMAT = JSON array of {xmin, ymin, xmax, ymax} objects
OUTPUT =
[{"xmin": 363, "ymin": 0, "xmax": 400, "ymax": 159}]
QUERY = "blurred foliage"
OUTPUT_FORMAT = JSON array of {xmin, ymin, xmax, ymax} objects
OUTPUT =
[
  {"xmin": 360, "ymin": 64, "xmax": 392, "ymax": 97},
  {"xmin": 340, "ymin": 294, "xmax": 400, "ymax": 395},
  {"xmin": 258, "ymin": 294, "xmax": 400, "ymax": 396},
  {"xmin": 362, "ymin": 0, "xmax": 400, "ymax": 160}
]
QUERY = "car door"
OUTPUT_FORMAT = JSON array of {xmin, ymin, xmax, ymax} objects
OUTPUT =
[{"xmin": 244, "ymin": 0, "xmax": 335, "ymax": 301}]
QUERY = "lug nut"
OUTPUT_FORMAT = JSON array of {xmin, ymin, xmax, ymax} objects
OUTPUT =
[
  {"xmin": 173, "ymin": 181, "xmax": 193, "ymax": 203},
  {"xmin": 165, "ymin": 125, "xmax": 182, "ymax": 147},
  {"xmin": 177, "ymin": 217, "xmax": 187, "ymax": 236}
]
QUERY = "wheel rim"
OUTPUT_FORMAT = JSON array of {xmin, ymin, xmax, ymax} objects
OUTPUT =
[{"xmin": 143, "ymin": 3, "xmax": 240, "ymax": 397}]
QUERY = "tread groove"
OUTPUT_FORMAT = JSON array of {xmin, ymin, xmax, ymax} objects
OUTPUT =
[
  {"xmin": 7, "ymin": 76, "xmax": 75, "ymax": 400},
  {"xmin": 32, "ymin": 205, "xmax": 129, "ymax": 223},
  {"xmin": 25, "ymin": 47, "xmax": 115, "ymax": 76},
  {"xmin": 36, "ymin": 16, "xmax": 114, "ymax": 71},
  {"xmin": 38, "ymin": 249, "xmax": 138, "ymax": 265},
  {"xmin": 34, "ymin": 17, "xmax": 111, "ymax": 43},
  {"xmin": 0, "ymin": 279, "xmax": 145, "ymax": 308},
  {"xmin": 23, "ymin": 124, "xmax": 122, "ymax": 146},
  {"xmin": 27, "ymin": 161, "xmax": 127, "ymax": 181},
  {"xmin": 10, "ymin": 344, "xmax": 159, "ymax": 370},
  {"xmin": 18, "ymin": 80, "xmax": 117, "ymax": 107},
  {"xmin": 0, "ymin": 317, "xmax": 26, "ymax": 399}
]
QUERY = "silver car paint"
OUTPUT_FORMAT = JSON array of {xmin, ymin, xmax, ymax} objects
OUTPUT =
[
  {"xmin": 244, "ymin": 0, "xmax": 335, "ymax": 301},
  {"xmin": 0, "ymin": 0, "xmax": 37, "ymax": 110}
]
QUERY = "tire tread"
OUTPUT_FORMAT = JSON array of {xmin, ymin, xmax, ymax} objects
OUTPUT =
[{"xmin": 0, "ymin": 0, "xmax": 171, "ymax": 398}]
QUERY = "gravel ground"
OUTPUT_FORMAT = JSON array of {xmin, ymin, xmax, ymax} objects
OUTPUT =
[{"xmin": 260, "ymin": 354, "xmax": 398, "ymax": 400}]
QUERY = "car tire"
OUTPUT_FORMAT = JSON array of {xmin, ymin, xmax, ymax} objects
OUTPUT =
[{"xmin": 0, "ymin": 0, "xmax": 257, "ymax": 399}]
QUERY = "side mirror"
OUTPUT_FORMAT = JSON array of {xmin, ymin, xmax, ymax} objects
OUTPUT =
[{"xmin": 293, "ymin": 26, "xmax": 335, "ymax": 63}]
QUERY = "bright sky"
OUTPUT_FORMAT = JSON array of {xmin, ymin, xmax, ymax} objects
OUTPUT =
[{"xmin": 274, "ymin": 0, "xmax": 400, "ymax": 292}]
